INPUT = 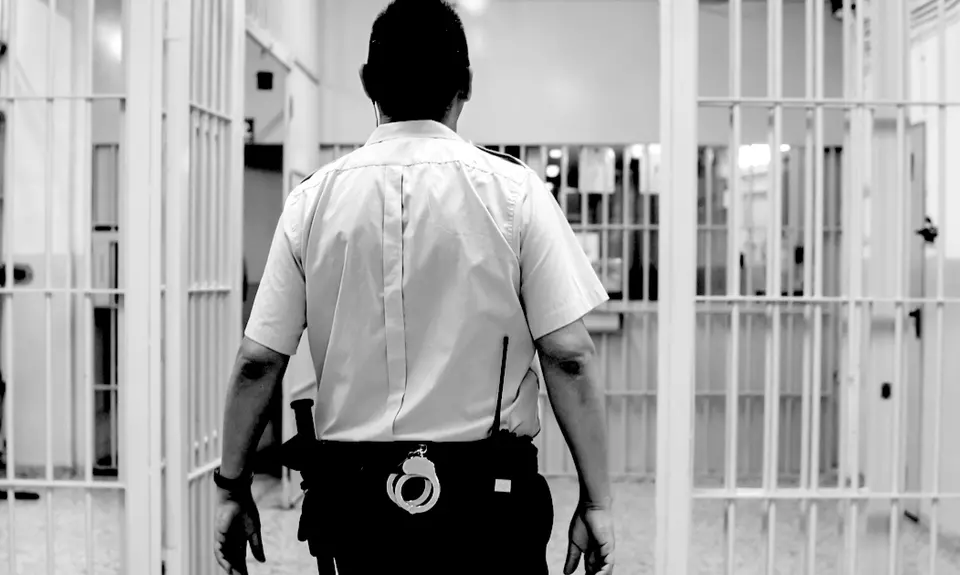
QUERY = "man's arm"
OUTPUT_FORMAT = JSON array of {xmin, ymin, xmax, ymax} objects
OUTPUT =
[
  {"xmin": 537, "ymin": 320, "xmax": 611, "ymax": 507},
  {"xmin": 514, "ymin": 170, "xmax": 612, "ymax": 506},
  {"xmin": 219, "ymin": 337, "xmax": 289, "ymax": 479},
  {"xmin": 221, "ymin": 188, "xmax": 308, "ymax": 478}
]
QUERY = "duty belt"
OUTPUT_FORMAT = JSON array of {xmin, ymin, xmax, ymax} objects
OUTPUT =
[{"xmin": 280, "ymin": 336, "xmax": 526, "ymax": 572}]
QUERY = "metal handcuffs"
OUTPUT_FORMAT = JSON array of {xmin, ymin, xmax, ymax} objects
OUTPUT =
[{"xmin": 386, "ymin": 445, "xmax": 441, "ymax": 514}]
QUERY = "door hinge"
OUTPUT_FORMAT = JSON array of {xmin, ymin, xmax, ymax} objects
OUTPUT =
[
  {"xmin": 908, "ymin": 307, "xmax": 922, "ymax": 339},
  {"xmin": 916, "ymin": 217, "xmax": 939, "ymax": 244}
]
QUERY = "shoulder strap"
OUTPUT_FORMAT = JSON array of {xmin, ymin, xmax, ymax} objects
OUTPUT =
[{"xmin": 474, "ymin": 145, "xmax": 525, "ymax": 168}]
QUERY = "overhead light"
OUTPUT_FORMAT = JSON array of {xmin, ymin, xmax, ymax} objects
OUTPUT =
[
  {"xmin": 548, "ymin": 148, "xmax": 563, "ymax": 160},
  {"xmin": 545, "ymin": 165, "xmax": 561, "ymax": 179},
  {"xmin": 780, "ymin": 144, "xmax": 791, "ymax": 153},
  {"xmin": 457, "ymin": 0, "xmax": 488, "ymax": 16},
  {"xmin": 830, "ymin": 0, "xmax": 855, "ymax": 20}
]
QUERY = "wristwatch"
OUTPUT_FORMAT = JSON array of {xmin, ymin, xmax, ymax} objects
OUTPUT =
[{"xmin": 213, "ymin": 467, "xmax": 253, "ymax": 494}]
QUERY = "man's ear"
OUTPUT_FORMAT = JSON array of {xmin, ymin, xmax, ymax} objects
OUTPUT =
[
  {"xmin": 360, "ymin": 64, "xmax": 376, "ymax": 102},
  {"xmin": 460, "ymin": 68, "xmax": 473, "ymax": 102}
]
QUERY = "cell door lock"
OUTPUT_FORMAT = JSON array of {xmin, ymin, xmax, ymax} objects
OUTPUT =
[
  {"xmin": 916, "ymin": 217, "xmax": 939, "ymax": 244},
  {"xmin": 908, "ymin": 307, "xmax": 922, "ymax": 339}
]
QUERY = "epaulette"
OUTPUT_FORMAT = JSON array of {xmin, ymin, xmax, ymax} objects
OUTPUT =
[
  {"xmin": 474, "ymin": 144, "xmax": 525, "ymax": 167},
  {"xmin": 299, "ymin": 169, "xmax": 320, "ymax": 186}
]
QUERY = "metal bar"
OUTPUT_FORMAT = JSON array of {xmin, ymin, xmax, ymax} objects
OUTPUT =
[
  {"xmin": 228, "ymin": 0, "xmax": 245, "ymax": 450},
  {"xmin": 698, "ymin": 97, "xmax": 960, "ymax": 108},
  {"xmin": 0, "ymin": 478, "xmax": 125, "ymax": 490},
  {"xmin": 0, "ymin": 94, "xmax": 126, "ymax": 101},
  {"xmin": 843, "ymin": 1, "xmax": 866, "ymax": 571},
  {"xmin": 201, "ymin": 0, "xmax": 212, "ymax": 110},
  {"xmin": 887, "ymin": 0, "xmax": 909, "ymax": 569},
  {"xmin": 83, "ymin": 0, "xmax": 96, "ymax": 570},
  {"xmin": 655, "ymin": 1, "xmax": 698, "ymax": 572},
  {"xmin": 190, "ymin": 101, "xmax": 232, "ymax": 123},
  {"xmin": 161, "ymin": 0, "xmax": 193, "ymax": 570},
  {"xmin": 43, "ymin": 0, "xmax": 57, "ymax": 570},
  {"xmin": 928, "ymin": 1, "xmax": 948, "ymax": 571},
  {"xmin": 695, "ymin": 295, "xmax": 960, "ymax": 305},
  {"xmin": 214, "ymin": 0, "xmax": 224, "ymax": 116},
  {"xmin": 763, "ymin": 3, "xmax": 785, "ymax": 572},
  {"xmin": 724, "ymin": 3, "xmax": 743, "ymax": 574},
  {"xmin": 123, "ymin": 0, "xmax": 164, "ymax": 571},
  {"xmin": 620, "ymin": 147, "xmax": 631, "ymax": 476},
  {"xmin": 695, "ymin": 490, "xmax": 960, "ymax": 501},
  {"xmin": 2, "ymin": 0, "xmax": 17, "ymax": 569},
  {"xmin": 801, "ymin": 2, "xmax": 818, "ymax": 573}
]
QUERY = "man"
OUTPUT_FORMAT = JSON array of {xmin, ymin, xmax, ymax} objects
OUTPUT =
[{"xmin": 214, "ymin": 1, "xmax": 614, "ymax": 574}]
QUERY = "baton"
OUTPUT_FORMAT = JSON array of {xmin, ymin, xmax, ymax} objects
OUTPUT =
[{"xmin": 281, "ymin": 399, "xmax": 336, "ymax": 575}]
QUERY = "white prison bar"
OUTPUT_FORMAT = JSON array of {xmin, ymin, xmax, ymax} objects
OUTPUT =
[
  {"xmin": 3, "ymin": 1, "xmax": 19, "ymax": 572},
  {"xmin": 800, "ymin": 3, "xmax": 818, "ymax": 574},
  {"xmin": 842, "ymin": 2, "xmax": 867, "ymax": 572},
  {"xmin": 724, "ymin": 2, "xmax": 743, "ymax": 573},
  {"xmin": 762, "ymin": 2, "xmax": 785, "ymax": 571},
  {"xmin": 0, "ymin": 478, "xmax": 124, "ymax": 490},
  {"xmin": 43, "ymin": 1, "xmax": 57, "ymax": 572},
  {"xmin": 0, "ymin": 93, "xmax": 126, "ymax": 101},
  {"xmin": 694, "ymin": 490, "xmax": 960, "ymax": 501},
  {"xmin": 886, "ymin": 0, "xmax": 910, "ymax": 570},
  {"xmin": 83, "ymin": 1, "xmax": 97, "ymax": 571},
  {"xmin": 696, "ymin": 295, "xmax": 960, "ymax": 305},
  {"xmin": 656, "ymin": 1, "xmax": 698, "ymax": 573},
  {"xmin": 698, "ymin": 96, "xmax": 960, "ymax": 107},
  {"xmin": 928, "ymin": 0, "xmax": 949, "ymax": 571}
]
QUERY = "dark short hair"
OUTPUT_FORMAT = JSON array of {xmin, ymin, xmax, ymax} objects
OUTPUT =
[{"xmin": 363, "ymin": 0, "xmax": 471, "ymax": 122}]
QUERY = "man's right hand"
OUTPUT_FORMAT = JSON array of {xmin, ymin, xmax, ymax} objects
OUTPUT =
[{"xmin": 563, "ymin": 503, "xmax": 615, "ymax": 575}]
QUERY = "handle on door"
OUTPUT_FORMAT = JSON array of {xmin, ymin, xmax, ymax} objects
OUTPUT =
[
  {"xmin": 916, "ymin": 217, "xmax": 939, "ymax": 244},
  {"xmin": 908, "ymin": 307, "xmax": 922, "ymax": 339}
]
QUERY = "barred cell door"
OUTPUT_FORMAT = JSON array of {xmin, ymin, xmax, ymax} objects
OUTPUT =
[
  {"xmin": 658, "ymin": 0, "xmax": 959, "ymax": 574},
  {"xmin": 0, "ymin": 0, "xmax": 244, "ymax": 573},
  {"xmin": 162, "ymin": 0, "xmax": 246, "ymax": 574}
]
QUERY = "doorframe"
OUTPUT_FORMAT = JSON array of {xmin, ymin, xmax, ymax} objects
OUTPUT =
[{"xmin": 904, "ymin": 121, "xmax": 927, "ymax": 521}]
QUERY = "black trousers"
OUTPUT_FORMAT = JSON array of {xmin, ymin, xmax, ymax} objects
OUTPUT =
[{"xmin": 297, "ymin": 439, "xmax": 554, "ymax": 575}]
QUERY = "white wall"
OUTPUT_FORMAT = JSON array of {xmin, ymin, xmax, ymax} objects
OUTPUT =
[
  {"xmin": 318, "ymin": 0, "xmax": 847, "ymax": 146},
  {"xmin": 245, "ymin": 38, "xmax": 287, "ymax": 145}
]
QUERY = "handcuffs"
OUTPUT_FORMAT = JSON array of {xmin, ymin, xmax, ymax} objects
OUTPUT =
[{"xmin": 386, "ymin": 444, "xmax": 441, "ymax": 514}]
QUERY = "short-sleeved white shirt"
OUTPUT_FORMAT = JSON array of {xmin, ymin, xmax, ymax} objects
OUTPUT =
[{"xmin": 245, "ymin": 120, "xmax": 608, "ymax": 442}]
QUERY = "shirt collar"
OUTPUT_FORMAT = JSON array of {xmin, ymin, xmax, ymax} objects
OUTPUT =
[{"xmin": 364, "ymin": 120, "xmax": 465, "ymax": 146}]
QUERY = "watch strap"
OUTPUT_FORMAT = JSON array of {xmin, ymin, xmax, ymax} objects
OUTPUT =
[{"xmin": 213, "ymin": 467, "xmax": 253, "ymax": 493}]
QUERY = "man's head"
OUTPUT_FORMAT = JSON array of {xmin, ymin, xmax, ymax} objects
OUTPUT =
[{"xmin": 361, "ymin": 0, "xmax": 472, "ymax": 125}]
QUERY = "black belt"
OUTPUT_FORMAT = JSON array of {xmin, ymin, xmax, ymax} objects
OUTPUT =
[
  {"xmin": 298, "ymin": 432, "xmax": 539, "ymax": 484},
  {"xmin": 284, "ymin": 336, "xmax": 526, "ymax": 573}
]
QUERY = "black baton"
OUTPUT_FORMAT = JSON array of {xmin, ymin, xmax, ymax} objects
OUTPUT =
[{"xmin": 280, "ymin": 399, "xmax": 336, "ymax": 575}]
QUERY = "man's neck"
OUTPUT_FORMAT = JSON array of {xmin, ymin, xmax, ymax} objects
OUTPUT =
[{"xmin": 379, "ymin": 115, "xmax": 458, "ymax": 133}]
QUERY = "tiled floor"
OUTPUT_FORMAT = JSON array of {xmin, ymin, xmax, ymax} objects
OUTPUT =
[{"xmin": 2, "ymin": 479, "xmax": 960, "ymax": 574}]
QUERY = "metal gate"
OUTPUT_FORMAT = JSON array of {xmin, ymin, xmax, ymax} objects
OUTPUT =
[
  {"xmin": 0, "ymin": 0, "xmax": 244, "ymax": 573},
  {"xmin": 661, "ymin": 0, "xmax": 959, "ymax": 574}
]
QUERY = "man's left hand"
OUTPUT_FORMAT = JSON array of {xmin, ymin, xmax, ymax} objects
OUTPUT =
[{"xmin": 214, "ymin": 489, "xmax": 266, "ymax": 575}]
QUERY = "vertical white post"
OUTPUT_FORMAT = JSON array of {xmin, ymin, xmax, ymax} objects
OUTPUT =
[
  {"xmin": 655, "ymin": 1, "xmax": 698, "ymax": 574},
  {"xmin": 164, "ymin": 0, "xmax": 193, "ymax": 572},
  {"xmin": 863, "ymin": 0, "xmax": 908, "ymax": 529},
  {"xmin": 229, "ymin": 0, "xmax": 247, "ymax": 415},
  {"xmin": 724, "ymin": 2, "xmax": 742, "ymax": 574},
  {"xmin": 123, "ymin": 0, "xmax": 164, "ymax": 573}
]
